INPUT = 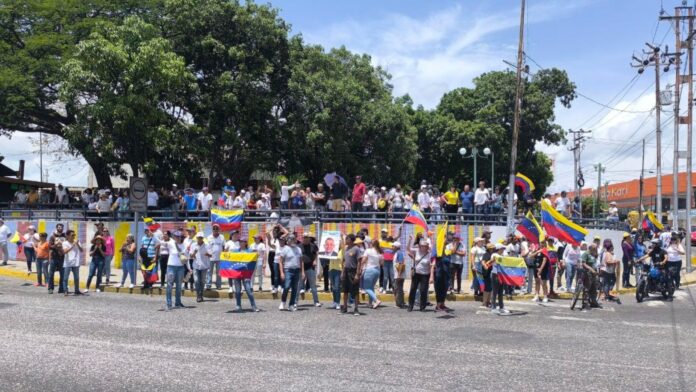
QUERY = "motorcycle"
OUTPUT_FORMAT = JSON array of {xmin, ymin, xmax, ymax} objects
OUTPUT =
[{"xmin": 635, "ymin": 261, "xmax": 675, "ymax": 302}]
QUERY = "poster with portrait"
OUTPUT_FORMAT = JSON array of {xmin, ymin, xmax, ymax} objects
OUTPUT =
[{"xmin": 319, "ymin": 230, "xmax": 341, "ymax": 260}]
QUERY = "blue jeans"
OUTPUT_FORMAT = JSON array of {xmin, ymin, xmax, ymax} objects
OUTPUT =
[
  {"xmin": 103, "ymin": 254, "xmax": 113, "ymax": 282},
  {"xmin": 86, "ymin": 258, "xmax": 105, "ymax": 289},
  {"xmin": 363, "ymin": 267, "xmax": 380, "ymax": 303},
  {"xmin": 304, "ymin": 269, "xmax": 320, "ymax": 304},
  {"xmin": 120, "ymin": 258, "xmax": 137, "ymax": 285},
  {"xmin": 24, "ymin": 247, "xmax": 36, "ymax": 272},
  {"xmin": 234, "ymin": 279, "xmax": 257, "ymax": 309},
  {"xmin": 382, "ymin": 261, "xmax": 394, "ymax": 290},
  {"xmin": 63, "ymin": 266, "xmax": 80, "ymax": 293},
  {"xmin": 281, "ymin": 268, "xmax": 300, "ymax": 306},
  {"xmin": 281, "ymin": 201, "xmax": 289, "ymax": 209},
  {"xmin": 565, "ymin": 263, "xmax": 577, "ymax": 291},
  {"xmin": 329, "ymin": 269, "xmax": 341, "ymax": 304},
  {"xmin": 195, "ymin": 269, "xmax": 207, "ymax": 298},
  {"xmin": 166, "ymin": 265, "xmax": 186, "ymax": 308},
  {"xmin": 48, "ymin": 258, "xmax": 65, "ymax": 292},
  {"xmin": 206, "ymin": 260, "xmax": 221, "ymax": 289},
  {"xmin": 35, "ymin": 258, "xmax": 47, "ymax": 285},
  {"xmin": 272, "ymin": 263, "xmax": 281, "ymax": 288}
]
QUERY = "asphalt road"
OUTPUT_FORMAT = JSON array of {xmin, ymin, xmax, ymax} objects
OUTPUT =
[{"xmin": 0, "ymin": 276, "xmax": 695, "ymax": 392}]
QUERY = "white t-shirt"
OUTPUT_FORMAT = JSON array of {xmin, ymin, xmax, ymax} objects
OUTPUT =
[
  {"xmin": 224, "ymin": 240, "xmax": 240, "ymax": 252},
  {"xmin": 15, "ymin": 191, "xmax": 28, "ymax": 203},
  {"xmin": 198, "ymin": 193, "xmax": 213, "ymax": 211},
  {"xmin": 147, "ymin": 191, "xmax": 159, "ymax": 207},
  {"xmin": 666, "ymin": 244, "xmax": 683, "ymax": 262},
  {"xmin": 182, "ymin": 238, "xmax": 194, "ymax": 259},
  {"xmin": 363, "ymin": 248, "xmax": 383, "ymax": 269},
  {"xmin": 190, "ymin": 242, "xmax": 211, "ymax": 270},
  {"xmin": 23, "ymin": 233, "xmax": 39, "ymax": 248},
  {"xmin": 0, "ymin": 225, "xmax": 12, "ymax": 244},
  {"xmin": 392, "ymin": 191, "xmax": 404, "ymax": 209},
  {"xmin": 474, "ymin": 188, "xmax": 490, "ymax": 206},
  {"xmin": 417, "ymin": 192, "xmax": 430, "ymax": 210},
  {"xmin": 207, "ymin": 234, "xmax": 225, "ymax": 260},
  {"xmin": 62, "ymin": 241, "xmax": 81, "ymax": 268},
  {"xmin": 555, "ymin": 197, "xmax": 570, "ymax": 213},
  {"xmin": 411, "ymin": 247, "xmax": 432, "ymax": 275},
  {"xmin": 55, "ymin": 188, "xmax": 68, "ymax": 203},
  {"xmin": 162, "ymin": 239, "xmax": 182, "ymax": 266},
  {"xmin": 279, "ymin": 245, "xmax": 302, "ymax": 269},
  {"xmin": 250, "ymin": 242, "xmax": 266, "ymax": 264},
  {"xmin": 280, "ymin": 185, "xmax": 296, "ymax": 202}
]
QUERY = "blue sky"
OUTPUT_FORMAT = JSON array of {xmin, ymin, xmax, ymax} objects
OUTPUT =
[{"xmin": 1, "ymin": 0, "xmax": 690, "ymax": 190}]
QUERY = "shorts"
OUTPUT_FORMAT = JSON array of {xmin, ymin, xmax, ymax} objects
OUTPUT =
[
  {"xmin": 341, "ymin": 268, "xmax": 359, "ymax": 295},
  {"xmin": 539, "ymin": 264, "xmax": 550, "ymax": 281}
]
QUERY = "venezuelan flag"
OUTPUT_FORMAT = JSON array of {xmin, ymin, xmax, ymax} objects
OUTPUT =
[
  {"xmin": 140, "ymin": 260, "xmax": 159, "ymax": 284},
  {"xmin": 380, "ymin": 240, "xmax": 395, "ymax": 261},
  {"xmin": 516, "ymin": 211, "xmax": 545, "ymax": 244},
  {"xmin": 642, "ymin": 211, "xmax": 663, "ymax": 233},
  {"xmin": 211, "ymin": 208, "xmax": 243, "ymax": 232},
  {"xmin": 219, "ymin": 251, "xmax": 257, "ymax": 279},
  {"xmin": 404, "ymin": 205, "xmax": 428, "ymax": 231},
  {"xmin": 495, "ymin": 256, "xmax": 527, "ymax": 287},
  {"xmin": 540, "ymin": 200, "xmax": 587, "ymax": 246},
  {"xmin": 142, "ymin": 217, "xmax": 161, "ymax": 232},
  {"xmin": 514, "ymin": 173, "xmax": 535, "ymax": 193}
]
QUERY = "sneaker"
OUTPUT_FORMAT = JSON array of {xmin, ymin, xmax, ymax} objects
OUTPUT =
[
  {"xmin": 340, "ymin": 305, "xmax": 347, "ymax": 313},
  {"xmin": 279, "ymin": 302, "xmax": 286, "ymax": 311},
  {"xmin": 129, "ymin": 284, "xmax": 134, "ymax": 289},
  {"xmin": 115, "ymin": 283, "xmax": 122, "ymax": 288},
  {"xmin": 491, "ymin": 307, "xmax": 500, "ymax": 314},
  {"xmin": 271, "ymin": 287, "xmax": 277, "ymax": 294},
  {"xmin": 372, "ymin": 300, "xmax": 382, "ymax": 309},
  {"xmin": 558, "ymin": 287, "xmax": 566, "ymax": 292},
  {"xmin": 379, "ymin": 288, "xmax": 385, "ymax": 294},
  {"xmin": 353, "ymin": 309, "xmax": 360, "ymax": 316},
  {"xmin": 300, "ymin": 289, "xmax": 305, "ymax": 294},
  {"xmin": 83, "ymin": 289, "xmax": 89, "ymax": 293},
  {"xmin": 315, "ymin": 303, "xmax": 322, "ymax": 307},
  {"xmin": 542, "ymin": 297, "xmax": 549, "ymax": 303},
  {"xmin": 532, "ymin": 295, "xmax": 539, "ymax": 302},
  {"xmin": 235, "ymin": 306, "xmax": 242, "ymax": 312},
  {"xmin": 228, "ymin": 287, "xmax": 234, "ymax": 293},
  {"xmin": 48, "ymin": 289, "xmax": 53, "ymax": 294},
  {"xmin": 253, "ymin": 308, "xmax": 260, "ymax": 312},
  {"xmin": 96, "ymin": 289, "xmax": 101, "ymax": 293},
  {"xmin": 500, "ymin": 308, "xmax": 511, "ymax": 314},
  {"xmin": 291, "ymin": 304, "xmax": 298, "ymax": 312}
]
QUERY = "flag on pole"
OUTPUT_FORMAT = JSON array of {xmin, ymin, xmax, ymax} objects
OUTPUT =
[
  {"xmin": 211, "ymin": 208, "xmax": 243, "ymax": 231},
  {"xmin": 540, "ymin": 200, "xmax": 588, "ymax": 246},
  {"xmin": 641, "ymin": 211, "xmax": 664, "ymax": 233},
  {"xmin": 404, "ymin": 205, "xmax": 428, "ymax": 231},
  {"xmin": 516, "ymin": 211, "xmax": 545, "ymax": 244},
  {"xmin": 514, "ymin": 173, "xmax": 535, "ymax": 193}
]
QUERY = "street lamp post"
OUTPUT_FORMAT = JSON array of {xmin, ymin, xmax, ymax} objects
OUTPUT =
[{"xmin": 459, "ymin": 147, "xmax": 492, "ymax": 188}]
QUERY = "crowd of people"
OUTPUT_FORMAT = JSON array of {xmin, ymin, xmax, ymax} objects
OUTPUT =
[
  {"xmin": 0, "ymin": 212, "xmax": 684, "ymax": 314},
  {"xmin": 7, "ymin": 176, "xmax": 622, "ymax": 224}
]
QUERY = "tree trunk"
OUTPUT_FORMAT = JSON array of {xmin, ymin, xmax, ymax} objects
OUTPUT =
[{"xmin": 85, "ymin": 155, "xmax": 112, "ymax": 189}]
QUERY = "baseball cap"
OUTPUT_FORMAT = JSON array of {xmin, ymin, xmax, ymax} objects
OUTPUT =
[
  {"xmin": 195, "ymin": 232, "xmax": 204, "ymax": 238},
  {"xmin": 392, "ymin": 241, "xmax": 401, "ymax": 248}
]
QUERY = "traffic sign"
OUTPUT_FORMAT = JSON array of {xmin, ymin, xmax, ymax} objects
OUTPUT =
[{"xmin": 129, "ymin": 177, "xmax": 148, "ymax": 212}]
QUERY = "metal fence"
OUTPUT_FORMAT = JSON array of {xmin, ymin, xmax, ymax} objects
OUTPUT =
[{"xmin": 0, "ymin": 205, "xmax": 630, "ymax": 231}]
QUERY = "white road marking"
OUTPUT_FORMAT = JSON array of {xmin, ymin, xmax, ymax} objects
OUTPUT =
[{"xmin": 549, "ymin": 316, "xmax": 598, "ymax": 322}]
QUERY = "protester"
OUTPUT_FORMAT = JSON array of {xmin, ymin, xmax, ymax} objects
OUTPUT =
[
  {"xmin": 532, "ymin": 237, "xmax": 554, "ymax": 303},
  {"xmin": 117, "ymin": 234, "xmax": 137, "ymax": 288},
  {"xmin": 189, "ymin": 232, "xmax": 211, "ymax": 302},
  {"xmin": 407, "ymin": 236, "xmax": 432, "ymax": 312},
  {"xmin": 340, "ymin": 234, "xmax": 363, "ymax": 315},
  {"xmin": 433, "ymin": 236, "xmax": 452, "ymax": 313},
  {"xmin": 85, "ymin": 235, "xmax": 106, "ymax": 293},
  {"xmin": 224, "ymin": 230, "xmax": 241, "ymax": 292},
  {"xmin": 100, "ymin": 228, "xmax": 114, "ymax": 285},
  {"xmin": 62, "ymin": 230, "xmax": 83, "ymax": 296},
  {"xmin": 392, "ymin": 241, "xmax": 406, "ymax": 308},
  {"xmin": 666, "ymin": 234, "xmax": 685, "ymax": 289},
  {"xmin": 35, "ymin": 232, "xmax": 50, "ymax": 286},
  {"xmin": 580, "ymin": 243, "xmax": 601, "ymax": 308},
  {"xmin": 490, "ymin": 243, "xmax": 510, "ymax": 314},
  {"xmin": 250, "ymin": 235, "xmax": 267, "ymax": 291},
  {"xmin": 470, "ymin": 237, "xmax": 486, "ymax": 297},
  {"xmin": 48, "ymin": 224, "xmax": 67, "ymax": 294},
  {"xmin": 474, "ymin": 181, "xmax": 490, "ymax": 217},
  {"xmin": 22, "ymin": 225, "xmax": 39, "ymax": 273},
  {"xmin": 448, "ymin": 235, "xmax": 466, "ymax": 294},
  {"xmin": 301, "ymin": 234, "xmax": 321, "ymax": 307},
  {"xmin": 163, "ymin": 230, "xmax": 186, "ymax": 310},
  {"xmin": 205, "ymin": 224, "xmax": 225, "ymax": 290},
  {"xmin": 328, "ymin": 237, "xmax": 344, "ymax": 309},
  {"xmin": 230, "ymin": 239, "xmax": 260, "ymax": 312},
  {"xmin": 599, "ymin": 239, "xmax": 621, "ymax": 304},
  {"xmin": 279, "ymin": 234, "xmax": 303, "ymax": 311},
  {"xmin": 620, "ymin": 232, "xmax": 634, "ymax": 288},
  {"xmin": 563, "ymin": 242, "xmax": 581, "ymax": 293},
  {"xmin": 0, "ymin": 218, "xmax": 11, "ymax": 265},
  {"xmin": 361, "ymin": 239, "xmax": 383, "ymax": 309}
]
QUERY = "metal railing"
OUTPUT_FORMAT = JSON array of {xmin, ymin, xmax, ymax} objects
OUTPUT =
[{"xmin": 0, "ymin": 205, "xmax": 630, "ymax": 230}]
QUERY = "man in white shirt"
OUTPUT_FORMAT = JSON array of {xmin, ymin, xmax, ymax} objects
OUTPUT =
[
  {"xmin": 190, "ymin": 232, "xmax": 212, "ymax": 302},
  {"xmin": 250, "ymin": 235, "xmax": 267, "ymax": 291},
  {"xmin": 55, "ymin": 184, "xmax": 69, "ymax": 205},
  {"xmin": 0, "ymin": 218, "xmax": 12, "ymax": 265},
  {"xmin": 14, "ymin": 189, "xmax": 28, "ymax": 204},
  {"xmin": 61, "ymin": 230, "xmax": 83, "ymax": 295},
  {"xmin": 555, "ymin": 191, "xmax": 571, "ymax": 217},
  {"xmin": 474, "ymin": 181, "xmax": 490, "ymax": 217},
  {"xmin": 206, "ymin": 224, "xmax": 226, "ymax": 290},
  {"xmin": 197, "ymin": 187, "xmax": 214, "ymax": 211},
  {"xmin": 417, "ymin": 186, "xmax": 431, "ymax": 213},
  {"xmin": 280, "ymin": 180, "xmax": 299, "ymax": 209},
  {"xmin": 147, "ymin": 185, "xmax": 159, "ymax": 210}
]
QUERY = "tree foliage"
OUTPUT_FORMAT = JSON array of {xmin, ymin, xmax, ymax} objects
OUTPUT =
[{"xmin": 0, "ymin": 0, "xmax": 576, "ymax": 191}]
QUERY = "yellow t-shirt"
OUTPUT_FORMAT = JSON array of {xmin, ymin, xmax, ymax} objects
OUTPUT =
[
  {"xmin": 443, "ymin": 191, "xmax": 459, "ymax": 206},
  {"xmin": 329, "ymin": 249, "xmax": 343, "ymax": 271}
]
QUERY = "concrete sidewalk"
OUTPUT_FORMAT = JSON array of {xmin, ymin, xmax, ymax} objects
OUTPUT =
[{"xmin": 2, "ymin": 258, "xmax": 695, "ymax": 302}]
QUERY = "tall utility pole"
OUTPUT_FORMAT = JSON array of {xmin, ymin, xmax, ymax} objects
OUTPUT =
[
  {"xmin": 506, "ymin": 0, "xmax": 525, "ymax": 234},
  {"xmin": 639, "ymin": 139, "xmax": 646, "ymax": 217},
  {"xmin": 593, "ymin": 163, "xmax": 605, "ymax": 218},
  {"xmin": 568, "ymin": 129, "xmax": 591, "ymax": 218},
  {"xmin": 661, "ymin": 5, "xmax": 695, "ymax": 273},
  {"xmin": 632, "ymin": 43, "xmax": 668, "ymax": 216}
]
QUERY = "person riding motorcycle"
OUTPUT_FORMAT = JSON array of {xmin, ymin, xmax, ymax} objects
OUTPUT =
[{"xmin": 648, "ymin": 239, "xmax": 667, "ymax": 270}]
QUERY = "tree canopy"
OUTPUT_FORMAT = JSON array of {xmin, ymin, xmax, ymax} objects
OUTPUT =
[{"xmin": 0, "ymin": 0, "xmax": 576, "ymax": 194}]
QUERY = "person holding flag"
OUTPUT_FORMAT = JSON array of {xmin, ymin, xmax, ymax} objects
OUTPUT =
[
  {"xmin": 230, "ymin": 239, "xmax": 260, "ymax": 312},
  {"xmin": 407, "ymin": 235, "xmax": 433, "ymax": 312}
]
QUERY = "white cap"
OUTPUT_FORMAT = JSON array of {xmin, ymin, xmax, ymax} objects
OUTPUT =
[
  {"xmin": 392, "ymin": 241, "xmax": 401, "ymax": 248},
  {"xmin": 195, "ymin": 232, "xmax": 205, "ymax": 238}
]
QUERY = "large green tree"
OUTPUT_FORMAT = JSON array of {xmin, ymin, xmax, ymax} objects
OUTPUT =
[
  {"xmin": 426, "ymin": 69, "xmax": 576, "ymax": 193},
  {"xmin": 278, "ymin": 41, "xmax": 417, "ymax": 186},
  {"xmin": 59, "ymin": 16, "xmax": 197, "ymax": 182},
  {"xmin": 0, "ymin": 0, "xmax": 164, "ymax": 186}
]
